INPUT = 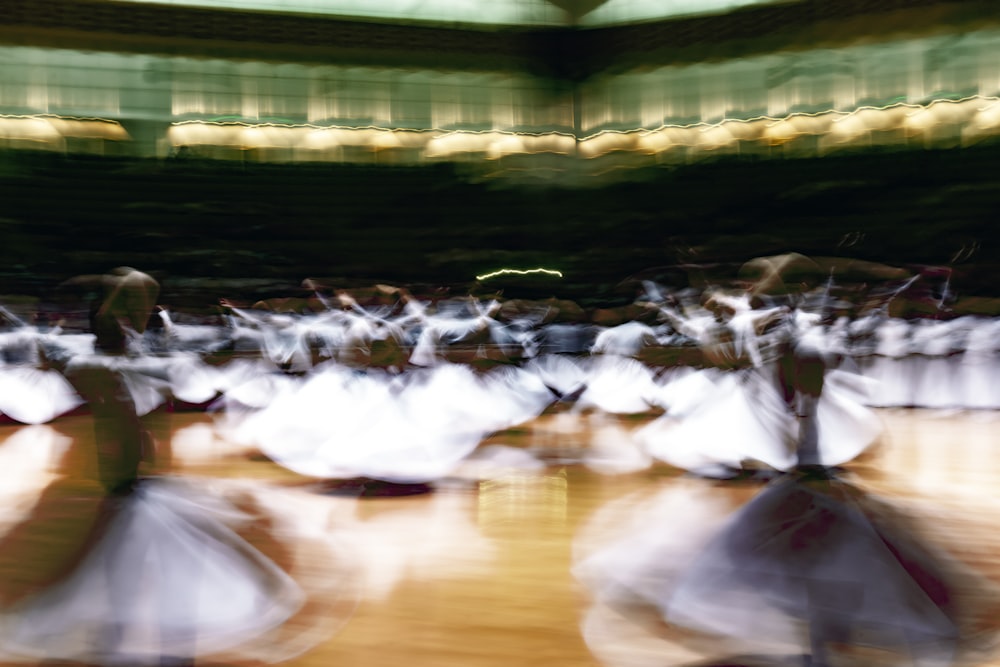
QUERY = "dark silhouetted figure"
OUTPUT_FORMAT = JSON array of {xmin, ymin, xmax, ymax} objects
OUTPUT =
[
  {"xmin": 666, "ymin": 323, "xmax": 972, "ymax": 667},
  {"xmin": 0, "ymin": 269, "xmax": 307, "ymax": 667}
]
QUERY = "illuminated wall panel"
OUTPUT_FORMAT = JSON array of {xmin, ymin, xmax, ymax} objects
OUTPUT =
[
  {"xmin": 0, "ymin": 27, "xmax": 998, "ymax": 169},
  {"xmin": 579, "ymin": 29, "xmax": 1000, "ymax": 133},
  {"xmin": 0, "ymin": 48, "xmax": 129, "ymax": 118}
]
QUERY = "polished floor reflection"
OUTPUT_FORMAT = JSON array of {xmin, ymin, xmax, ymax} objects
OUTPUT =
[{"xmin": 0, "ymin": 408, "xmax": 997, "ymax": 667}]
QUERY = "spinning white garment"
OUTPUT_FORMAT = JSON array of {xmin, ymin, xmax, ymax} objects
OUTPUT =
[
  {"xmin": 524, "ymin": 354, "xmax": 589, "ymax": 400},
  {"xmin": 646, "ymin": 366, "xmax": 719, "ymax": 416},
  {"xmin": 959, "ymin": 318, "xmax": 1000, "ymax": 409},
  {"xmin": 865, "ymin": 317, "xmax": 914, "ymax": 408},
  {"xmin": 815, "ymin": 368, "xmax": 883, "ymax": 466},
  {"xmin": 523, "ymin": 354, "xmax": 660, "ymax": 415},
  {"xmin": 637, "ymin": 365, "xmax": 881, "ymax": 475},
  {"xmin": 230, "ymin": 363, "xmax": 549, "ymax": 483},
  {"xmin": 636, "ymin": 369, "xmax": 798, "ymax": 474},
  {"xmin": 163, "ymin": 352, "xmax": 224, "ymax": 405},
  {"xmin": 575, "ymin": 470, "xmax": 994, "ymax": 667},
  {"xmin": 0, "ymin": 478, "xmax": 308, "ymax": 665},
  {"xmin": 574, "ymin": 480, "xmax": 739, "ymax": 605},
  {"xmin": 909, "ymin": 320, "xmax": 963, "ymax": 410},
  {"xmin": 575, "ymin": 356, "xmax": 660, "ymax": 415},
  {"xmin": 573, "ymin": 480, "xmax": 751, "ymax": 667},
  {"xmin": 213, "ymin": 358, "xmax": 297, "ymax": 409},
  {"xmin": 657, "ymin": 471, "xmax": 977, "ymax": 666},
  {"xmin": 475, "ymin": 364, "xmax": 557, "ymax": 430},
  {"xmin": 591, "ymin": 321, "xmax": 658, "ymax": 357},
  {"xmin": 0, "ymin": 366, "xmax": 83, "ymax": 424}
]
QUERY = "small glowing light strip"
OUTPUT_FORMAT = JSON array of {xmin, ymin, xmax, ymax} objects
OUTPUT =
[
  {"xmin": 0, "ymin": 113, "xmax": 123, "ymax": 124},
  {"xmin": 171, "ymin": 119, "xmax": 574, "ymax": 140},
  {"xmin": 173, "ymin": 119, "xmax": 434, "ymax": 132},
  {"xmin": 476, "ymin": 268, "xmax": 563, "ymax": 281}
]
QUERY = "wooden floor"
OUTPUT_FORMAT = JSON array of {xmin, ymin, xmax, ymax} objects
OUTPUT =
[{"xmin": 0, "ymin": 408, "xmax": 998, "ymax": 667}]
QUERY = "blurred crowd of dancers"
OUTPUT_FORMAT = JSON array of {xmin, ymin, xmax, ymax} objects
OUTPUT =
[{"xmin": 0, "ymin": 255, "xmax": 996, "ymax": 667}]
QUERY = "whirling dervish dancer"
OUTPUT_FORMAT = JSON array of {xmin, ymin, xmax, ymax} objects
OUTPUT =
[
  {"xmin": 154, "ymin": 307, "xmax": 232, "ymax": 356},
  {"xmin": 652, "ymin": 314, "xmax": 993, "ymax": 667},
  {"xmin": 324, "ymin": 289, "xmax": 410, "ymax": 370},
  {"xmin": 576, "ymin": 287, "xmax": 997, "ymax": 667},
  {"xmin": 591, "ymin": 320, "xmax": 660, "ymax": 358},
  {"xmin": 220, "ymin": 301, "xmax": 317, "ymax": 374},
  {"xmin": 55, "ymin": 267, "xmax": 175, "ymax": 417},
  {"xmin": 122, "ymin": 306, "xmax": 237, "ymax": 410},
  {"xmin": 634, "ymin": 287, "xmax": 798, "ymax": 478},
  {"xmin": 403, "ymin": 294, "xmax": 527, "ymax": 368},
  {"xmin": 636, "ymin": 255, "xmax": 884, "ymax": 479},
  {"xmin": 0, "ymin": 268, "xmax": 345, "ymax": 666},
  {"xmin": 852, "ymin": 274, "xmax": 922, "ymax": 408}
]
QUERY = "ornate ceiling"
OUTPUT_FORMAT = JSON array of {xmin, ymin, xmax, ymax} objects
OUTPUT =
[{"xmin": 85, "ymin": 0, "xmax": 796, "ymax": 27}]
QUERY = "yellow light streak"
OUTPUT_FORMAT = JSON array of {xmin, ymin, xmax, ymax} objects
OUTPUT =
[{"xmin": 476, "ymin": 268, "xmax": 563, "ymax": 281}]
